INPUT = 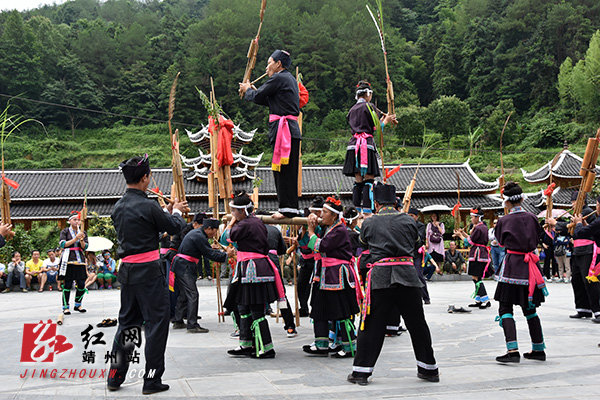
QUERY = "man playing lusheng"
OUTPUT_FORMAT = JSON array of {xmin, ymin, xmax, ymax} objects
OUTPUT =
[
  {"xmin": 107, "ymin": 154, "xmax": 187, "ymax": 395},
  {"xmin": 239, "ymin": 49, "xmax": 302, "ymax": 219}
]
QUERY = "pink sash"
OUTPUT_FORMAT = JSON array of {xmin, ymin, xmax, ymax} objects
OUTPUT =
[
  {"xmin": 353, "ymin": 133, "xmax": 372, "ymax": 174},
  {"xmin": 471, "ymin": 243, "xmax": 492, "ymax": 276},
  {"xmin": 121, "ymin": 249, "xmax": 160, "ymax": 264},
  {"xmin": 573, "ymin": 239, "xmax": 595, "ymax": 247},
  {"xmin": 321, "ymin": 257, "xmax": 363, "ymax": 305},
  {"xmin": 506, "ymin": 250, "xmax": 547, "ymax": 302},
  {"xmin": 361, "ymin": 257, "xmax": 414, "ymax": 330},
  {"xmin": 174, "ymin": 253, "xmax": 200, "ymax": 264},
  {"xmin": 237, "ymin": 251, "xmax": 286, "ymax": 302},
  {"xmin": 160, "ymin": 248, "xmax": 169, "ymax": 255},
  {"xmin": 269, "ymin": 114, "xmax": 298, "ymax": 171}
]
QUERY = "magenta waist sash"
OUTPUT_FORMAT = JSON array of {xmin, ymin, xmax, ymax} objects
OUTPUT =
[
  {"xmin": 70, "ymin": 247, "xmax": 83, "ymax": 252},
  {"xmin": 236, "ymin": 251, "xmax": 285, "ymax": 301},
  {"xmin": 160, "ymin": 248, "xmax": 169, "ymax": 255},
  {"xmin": 322, "ymin": 256, "xmax": 363, "ymax": 305},
  {"xmin": 269, "ymin": 114, "xmax": 298, "ymax": 172},
  {"xmin": 506, "ymin": 250, "xmax": 546, "ymax": 301},
  {"xmin": 268, "ymin": 249, "xmax": 278, "ymax": 255},
  {"xmin": 301, "ymin": 252, "xmax": 315, "ymax": 260},
  {"xmin": 361, "ymin": 257, "xmax": 414, "ymax": 330},
  {"xmin": 174, "ymin": 253, "xmax": 199, "ymax": 264},
  {"xmin": 573, "ymin": 239, "xmax": 595, "ymax": 247},
  {"xmin": 121, "ymin": 249, "xmax": 160, "ymax": 264},
  {"xmin": 471, "ymin": 243, "xmax": 492, "ymax": 276},
  {"xmin": 353, "ymin": 132, "xmax": 372, "ymax": 174}
]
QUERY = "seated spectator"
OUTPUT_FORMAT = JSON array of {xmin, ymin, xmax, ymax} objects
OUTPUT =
[
  {"xmin": 85, "ymin": 252, "xmax": 98, "ymax": 289},
  {"xmin": 423, "ymin": 251, "xmax": 441, "ymax": 281},
  {"xmin": 97, "ymin": 250, "xmax": 117, "ymax": 289},
  {"xmin": 25, "ymin": 250, "xmax": 46, "ymax": 292},
  {"xmin": 42, "ymin": 249, "xmax": 60, "ymax": 291},
  {"xmin": 3, "ymin": 252, "xmax": 26, "ymax": 293},
  {"xmin": 443, "ymin": 241, "xmax": 467, "ymax": 274}
]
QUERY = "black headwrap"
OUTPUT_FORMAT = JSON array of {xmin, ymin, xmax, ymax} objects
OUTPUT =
[
  {"xmin": 202, "ymin": 218, "xmax": 220, "ymax": 230},
  {"xmin": 373, "ymin": 183, "xmax": 396, "ymax": 205},
  {"xmin": 270, "ymin": 49, "xmax": 291, "ymax": 69},
  {"xmin": 119, "ymin": 154, "xmax": 151, "ymax": 184}
]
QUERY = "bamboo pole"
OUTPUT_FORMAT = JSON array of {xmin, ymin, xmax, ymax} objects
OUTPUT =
[{"xmin": 222, "ymin": 214, "xmax": 319, "ymax": 226}]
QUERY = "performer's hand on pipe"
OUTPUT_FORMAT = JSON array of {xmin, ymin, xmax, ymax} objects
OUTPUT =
[
  {"xmin": 573, "ymin": 214, "xmax": 583, "ymax": 225},
  {"xmin": 239, "ymin": 82, "xmax": 252, "ymax": 95},
  {"xmin": 546, "ymin": 217, "xmax": 557, "ymax": 227},
  {"xmin": 382, "ymin": 113, "xmax": 398, "ymax": 126},
  {"xmin": 170, "ymin": 198, "xmax": 189, "ymax": 214},
  {"xmin": 307, "ymin": 214, "xmax": 318, "ymax": 236},
  {"xmin": 0, "ymin": 223, "xmax": 12, "ymax": 238},
  {"xmin": 225, "ymin": 247, "xmax": 236, "ymax": 258}
]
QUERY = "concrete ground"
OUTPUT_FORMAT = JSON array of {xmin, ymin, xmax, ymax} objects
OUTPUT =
[{"xmin": 1, "ymin": 279, "xmax": 599, "ymax": 399}]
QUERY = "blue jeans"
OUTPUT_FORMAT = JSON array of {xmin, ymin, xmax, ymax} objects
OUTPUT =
[
  {"xmin": 490, "ymin": 246, "xmax": 505, "ymax": 274},
  {"xmin": 423, "ymin": 264, "xmax": 436, "ymax": 280},
  {"xmin": 7, "ymin": 270, "xmax": 26, "ymax": 289}
]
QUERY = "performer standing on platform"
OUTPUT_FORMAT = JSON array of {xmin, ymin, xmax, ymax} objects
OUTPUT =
[
  {"xmin": 493, "ymin": 182, "xmax": 547, "ymax": 363},
  {"xmin": 455, "ymin": 206, "xmax": 492, "ymax": 309},
  {"xmin": 303, "ymin": 195, "xmax": 360, "ymax": 358},
  {"xmin": 296, "ymin": 197, "xmax": 324, "ymax": 316},
  {"xmin": 342, "ymin": 80, "xmax": 396, "ymax": 217},
  {"xmin": 566, "ymin": 191, "xmax": 600, "ymax": 319},
  {"xmin": 349, "ymin": 183, "xmax": 438, "ymax": 385},
  {"xmin": 58, "ymin": 211, "xmax": 88, "ymax": 314},
  {"xmin": 240, "ymin": 50, "xmax": 302, "ymax": 219},
  {"xmin": 222, "ymin": 190, "xmax": 287, "ymax": 358},
  {"xmin": 172, "ymin": 218, "xmax": 234, "ymax": 333},
  {"xmin": 107, "ymin": 155, "xmax": 187, "ymax": 395}
]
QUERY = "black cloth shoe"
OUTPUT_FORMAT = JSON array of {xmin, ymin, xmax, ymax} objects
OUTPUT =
[
  {"xmin": 523, "ymin": 350, "xmax": 546, "ymax": 361},
  {"xmin": 63, "ymin": 309, "xmax": 71, "ymax": 315},
  {"xmin": 227, "ymin": 346, "xmax": 254, "ymax": 357},
  {"xmin": 591, "ymin": 317, "xmax": 600, "ymax": 324},
  {"xmin": 417, "ymin": 372, "xmax": 440, "ymax": 382},
  {"xmin": 496, "ymin": 352, "xmax": 520, "ymax": 363},
  {"xmin": 250, "ymin": 349, "xmax": 276, "ymax": 359},
  {"xmin": 172, "ymin": 321, "xmax": 186, "ymax": 329},
  {"xmin": 142, "ymin": 383, "xmax": 169, "ymax": 395},
  {"xmin": 331, "ymin": 350, "xmax": 353, "ymax": 358},
  {"xmin": 187, "ymin": 325, "xmax": 209, "ymax": 333},
  {"xmin": 107, "ymin": 376, "xmax": 124, "ymax": 391},
  {"xmin": 468, "ymin": 302, "xmax": 482, "ymax": 308},
  {"xmin": 569, "ymin": 312, "xmax": 592, "ymax": 319},
  {"xmin": 398, "ymin": 325, "xmax": 407, "ymax": 332},
  {"xmin": 74, "ymin": 306, "xmax": 87, "ymax": 313},
  {"xmin": 447, "ymin": 305, "xmax": 471, "ymax": 313},
  {"xmin": 479, "ymin": 302, "xmax": 491, "ymax": 309},
  {"xmin": 328, "ymin": 344, "xmax": 343, "ymax": 353},
  {"xmin": 347, "ymin": 373, "xmax": 369, "ymax": 386},
  {"xmin": 302, "ymin": 344, "xmax": 329, "ymax": 356}
]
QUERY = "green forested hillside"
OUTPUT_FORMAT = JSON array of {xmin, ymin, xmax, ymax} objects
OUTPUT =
[{"xmin": 1, "ymin": 0, "xmax": 600, "ymax": 178}]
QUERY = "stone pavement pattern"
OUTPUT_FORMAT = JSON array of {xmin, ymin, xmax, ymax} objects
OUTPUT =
[{"xmin": 1, "ymin": 280, "xmax": 599, "ymax": 399}]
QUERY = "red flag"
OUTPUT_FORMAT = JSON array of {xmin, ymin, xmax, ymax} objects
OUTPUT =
[
  {"xmin": 1, "ymin": 174, "xmax": 19, "ymax": 190},
  {"xmin": 209, "ymin": 115, "xmax": 234, "ymax": 168},
  {"xmin": 298, "ymin": 82, "xmax": 309, "ymax": 108},
  {"xmin": 451, "ymin": 203, "xmax": 462, "ymax": 217},
  {"xmin": 384, "ymin": 164, "xmax": 402, "ymax": 181},
  {"xmin": 543, "ymin": 182, "xmax": 556, "ymax": 196}
]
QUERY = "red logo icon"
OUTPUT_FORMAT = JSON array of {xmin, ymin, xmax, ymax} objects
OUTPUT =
[{"xmin": 20, "ymin": 320, "xmax": 73, "ymax": 362}]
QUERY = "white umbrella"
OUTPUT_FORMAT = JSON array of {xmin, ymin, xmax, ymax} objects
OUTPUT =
[
  {"xmin": 537, "ymin": 209, "xmax": 572, "ymax": 219},
  {"xmin": 87, "ymin": 236, "xmax": 114, "ymax": 253},
  {"xmin": 421, "ymin": 205, "xmax": 452, "ymax": 213}
]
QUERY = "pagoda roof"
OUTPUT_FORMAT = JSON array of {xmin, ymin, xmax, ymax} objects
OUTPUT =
[{"xmin": 521, "ymin": 150, "xmax": 600, "ymax": 183}]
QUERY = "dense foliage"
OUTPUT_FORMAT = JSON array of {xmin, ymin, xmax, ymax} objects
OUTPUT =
[{"xmin": 0, "ymin": 0, "xmax": 600, "ymax": 175}]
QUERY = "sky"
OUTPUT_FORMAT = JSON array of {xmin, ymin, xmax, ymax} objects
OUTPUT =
[{"xmin": 1, "ymin": 0, "xmax": 69, "ymax": 12}]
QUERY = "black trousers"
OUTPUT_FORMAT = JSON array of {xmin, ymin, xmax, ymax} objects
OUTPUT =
[
  {"xmin": 273, "ymin": 138, "xmax": 300, "ymax": 216},
  {"xmin": 543, "ymin": 247, "xmax": 558, "ymax": 278},
  {"xmin": 571, "ymin": 253, "xmax": 600, "ymax": 316},
  {"xmin": 414, "ymin": 255, "xmax": 429, "ymax": 301},
  {"xmin": 174, "ymin": 265, "xmax": 200, "ymax": 329},
  {"xmin": 472, "ymin": 277, "xmax": 489, "ymax": 302},
  {"xmin": 109, "ymin": 278, "xmax": 170, "ymax": 387},
  {"xmin": 297, "ymin": 257, "xmax": 314, "ymax": 313},
  {"xmin": 385, "ymin": 307, "xmax": 402, "ymax": 335},
  {"xmin": 353, "ymin": 285, "xmax": 438, "ymax": 378},
  {"xmin": 314, "ymin": 319, "xmax": 356, "ymax": 351},
  {"xmin": 498, "ymin": 302, "xmax": 544, "ymax": 351}
]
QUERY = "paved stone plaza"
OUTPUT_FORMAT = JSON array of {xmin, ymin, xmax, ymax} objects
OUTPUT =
[{"xmin": 1, "ymin": 280, "xmax": 599, "ymax": 399}]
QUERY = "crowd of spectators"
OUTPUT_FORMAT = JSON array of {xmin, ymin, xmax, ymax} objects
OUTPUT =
[{"xmin": 0, "ymin": 247, "xmax": 118, "ymax": 292}]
